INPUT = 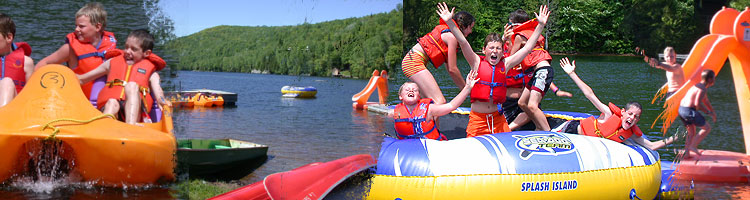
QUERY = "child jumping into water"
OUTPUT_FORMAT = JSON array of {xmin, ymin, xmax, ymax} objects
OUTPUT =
[
  {"xmin": 438, "ymin": 2, "xmax": 549, "ymax": 137},
  {"xmin": 391, "ymin": 70, "xmax": 479, "ymax": 140},
  {"xmin": 679, "ymin": 69, "xmax": 716, "ymax": 158},
  {"xmin": 0, "ymin": 13, "xmax": 34, "ymax": 107},
  {"xmin": 401, "ymin": 5, "xmax": 475, "ymax": 105},
  {"xmin": 77, "ymin": 29, "xmax": 170, "ymax": 124},
  {"xmin": 557, "ymin": 57, "xmax": 677, "ymax": 150},
  {"xmin": 35, "ymin": 2, "xmax": 117, "ymax": 105}
]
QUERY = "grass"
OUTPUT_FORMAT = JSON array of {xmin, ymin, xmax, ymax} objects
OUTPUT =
[{"xmin": 174, "ymin": 179, "xmax": 242, "ymax": 200}]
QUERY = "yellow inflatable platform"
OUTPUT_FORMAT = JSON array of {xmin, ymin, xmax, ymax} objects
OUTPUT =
[{"xmin": 0, "ymin": 65, "xmax": 176, "ymax": 187}]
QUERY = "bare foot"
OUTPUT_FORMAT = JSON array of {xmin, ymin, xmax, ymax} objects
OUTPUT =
[{"xmin": 689, "ymin": 148, "xmax": 702, "ymax": 157}]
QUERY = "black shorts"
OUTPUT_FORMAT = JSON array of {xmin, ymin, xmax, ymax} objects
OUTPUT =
[
  {"xmin": 502, "ymin": 97, "xmax": 542, "ymax": 123},
  {"xmin": 525, "ymin": 66, "xmax": 554, "ymax": 96},
  {"xmin": 679, "ymin": 106, "xmax": 706, "ymax": 126},
  {"xmin": 561, "ymin": 120, "xmax": 581, "ymax": 134}
]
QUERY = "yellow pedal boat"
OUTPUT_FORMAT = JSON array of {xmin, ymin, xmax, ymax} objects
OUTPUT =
[{"xmin": 0, "ymin": 65, "xmax": 176, "ymax": 187}]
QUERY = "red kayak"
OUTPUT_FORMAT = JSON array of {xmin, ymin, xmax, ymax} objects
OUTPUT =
[{"xmin": 210, "ymin": 154, "xmax": 376, "ymax": 200}]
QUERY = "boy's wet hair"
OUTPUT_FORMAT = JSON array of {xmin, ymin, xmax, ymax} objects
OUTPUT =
[
  {"xmin": 76, "ymin": 2, "xmax": 107, "ymax": 29},
  {"xmin": 663, "ymin": 46, "xmax": 675, "ymax": 57},
  {"xmin": 483, "ymin": 33, "xmax": 502, "ymax": 47},
  {"xmin": 0, "ymin": 13, "xmax": 15, "ymax": 39},
  {"xmin": 454, "ymin": 11, "xmax": 475, "ymax": 31},
  {"xmin": 509, "ymin": 9, "xmax": 530, "ymax": 23},
  {"xmin": 701, "ymin": 69, "xmax": 715, "ymax": 82},
  {"xmin": 625, "ymin": 101, "xmax": 642, "ymax": 112},
  {"xmin": 128, "ymin": 29, "xmax": 155, "ymax": 51},
  {"xmin": 398, "ymin": 81, "xmax": 417, "ymax": 95}
]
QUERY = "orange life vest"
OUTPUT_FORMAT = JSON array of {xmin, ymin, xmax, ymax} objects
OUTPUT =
[
  {"xmin": 471, "ymin": 56, "xmax": 506, "ymax": 104},
  {"xmin": 580, "ymin": 102, "xmax": 643, "ymax": 143},
  {"xmin": 394, "ymin": 98, "xmax": 443, "ymax": 140},
  {"xmin": 96, "ymin": 49, "xmax": 166, "ymax": 112},
  {"xmin": 1, "ymin": 42, "xmax": 31, "ymax": 93},
  {"xmin": 512, "ymin": 19, "xmax": 552, "ymax": 70},
  {"xmin": 417, "ymin": 19, "xmax": 456, "ymax": 68},
  {"xmin": 66, "ymin": 31, "xmax": 117, "ymax": 98}
]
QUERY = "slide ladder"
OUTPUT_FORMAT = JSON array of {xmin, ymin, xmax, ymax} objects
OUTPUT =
[{"xmin": 352, "ymin": 70, "xmax": 389, "ymax": 110}]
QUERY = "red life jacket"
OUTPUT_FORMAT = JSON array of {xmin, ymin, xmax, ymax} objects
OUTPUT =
[
  {"xmin": 417, "ymin": 19, "xmax": 456, "ymax": 68},
  {"xmin": 394, "ymin": 98, "xmax": 443, "ymax": 140},
  {"xmin": 96, "ymin": 49, "xmax": 166, "ymax": 112},
  {"xmin": 471, "ymin": 56, "xmax": 506, "ymax": 104},
  {"xmin": 512, "ymin": 19, "xmax": 552, "ymax": 69},
  {"xmin": 66, "ymin": 31, "xmax": 117, "ymax": 98},
  {"xmin": 580, "ymin": 102, "xmax": 643, "ymax": 143},
  {"xmin": 1, "ymin": 42, "xmax": 31, "ymax": 93}
]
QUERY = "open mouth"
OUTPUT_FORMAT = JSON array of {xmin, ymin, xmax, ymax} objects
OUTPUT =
[
  {"xmin": 625, "ymin": 118, "xmax": 633, "ymax": 126},
  {"xmin": 407, "ymin": 92, "xmax": 415, "ymax": 98},
  {"xmin": 490, "ymin": 54, "xmax": 499, "ymax": 63}
]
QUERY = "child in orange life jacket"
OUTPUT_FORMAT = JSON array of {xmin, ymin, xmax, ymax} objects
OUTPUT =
[
  {"xmin": 35, "ymin": 2, "xmax": 117, "ymax": 105},
  {"xmin": 0, "ymin": 13, "xmax": 34, "ymax": 107},
  {"xmin": 391, "ymin": 70, "xmax": 479, "ymax": 140},
  {"xmin": 401, "ymin": 5, "xmax": 475, "ymax": 105},
  {"xmin": 438, "ymin": 2, "xmax": 550, "ymax": 137},
  {"xmin": 505, "ymin": 9, "xmax": 569, "ymax": 132},
  {"xmin": 557, "ymin": 57, "xmax": 677, "ymax": 150},
  {"xmin": 77, "ymin": 29, "xmax": 170, "ymax": 124},
  {"xmin": 503, "ymin": 9, "xmax": 571, "ymax": 131},
  {"xmin": 679, "ymin": 69, "xmax": 716, "ymax": 158}
]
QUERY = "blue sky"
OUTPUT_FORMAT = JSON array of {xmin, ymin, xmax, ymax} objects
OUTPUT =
[{"xmin": 160, "ymin": 0, "xmax": 402, "ymax": 37}]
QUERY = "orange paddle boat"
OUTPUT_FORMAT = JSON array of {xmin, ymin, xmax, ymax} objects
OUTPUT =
[{"xmin": 0, "ymin": 65, "xmax": 176, "ymax": 187}]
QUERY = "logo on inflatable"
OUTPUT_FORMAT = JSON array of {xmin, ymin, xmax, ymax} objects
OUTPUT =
[{"xmin": 513, "ymin": 133, "xmax": 575, "ymax": 160}]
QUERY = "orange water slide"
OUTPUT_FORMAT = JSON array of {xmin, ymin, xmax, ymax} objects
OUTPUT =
[{"xmin": 352, "ymin": 70, "xmax": 389, "ymax": 109}]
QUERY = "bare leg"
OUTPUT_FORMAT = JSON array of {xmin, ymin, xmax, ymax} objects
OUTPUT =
[
  {"xmin": 690, "ymin": 123, "xmax": 711, "ymax": 156},
  {"xmin": 684, "ymin": 125, "xmax": 696, "ymax": 158},
  {"xmin": 409, "ymin": 70, "xmax": 446, "ymax": 104},
  {"xmin": 0, "ymin": 78, "xmax": 17, "ymax": 107},
  {"xmin": 102, "ymin": 99, "xmax": 120, "ymax": 116},
  {"xmin": 124, "ymin": 82, "xmax": 141, "ymax": 124},
  {"xmin": 518, "ymin": 88, "xmax": 550, "ymax": 131},
  {"xmin": 508, "ymin": 112, "xmax": 531, "ymax": 130}
]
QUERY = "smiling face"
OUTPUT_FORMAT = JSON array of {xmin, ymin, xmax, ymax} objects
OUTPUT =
[
  {"xmin": 398, "ymin": 82, "xmax": 420, "ymax": 105},
  {"xmin": 124, "ymin": 36, "xmax": 151, "ymax": 65},
  {"xmin": 74, "ymin": 16, "xmax": 101, "ymax": 43},
  {"xmin": 483, "ymin": 41, "xmax": 503, "ymax": 65},
  {"xmin": 620, "ymin": 107, "xmax": 642, "ymax": 130}
]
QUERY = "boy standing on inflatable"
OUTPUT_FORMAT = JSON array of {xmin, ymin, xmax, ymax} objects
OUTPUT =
[
  {"xmin": 505, "ymin": 9, "xmax": 565, "ymax": 131},
  {"xmin": 391, "ymin": 70, "xmax": 479, "ymax": 140},
  {"xmin": 558, "ymin": 57, "xmax": 677, "ymax": 150},
  {"xmin": 679, "ymin": 69, "xmax": 716, "ymax": 158},
  {"xmin": 77, "ymin": 29, "xmax": 170, "ymax": 124},
  {"xmin": 503, "ymin": 9, "xmax": 571, "ymax": 131},
  {"xmin": 35, "ymin": 2, "xmax": 117, "ymax": 106},
  {"xmin": 438, "ymin": 2, "xmax": 549, "ymax": 137},
  {"xmin": 0, "ymin": 13, "xmax": 34, "ymax": 107},
  {"xmin": 401, "ymin": 5, "xmax": 475, "ymax": 105}
]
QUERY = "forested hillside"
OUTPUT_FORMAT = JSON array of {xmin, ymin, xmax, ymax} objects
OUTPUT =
[{"xmin": 166, "ymin": 5, "xmax": 402, "ymax": 78}]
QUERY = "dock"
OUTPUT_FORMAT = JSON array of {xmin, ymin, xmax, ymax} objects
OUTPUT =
[{"xmin": 169, "ymin": 89, "xmax": 238, "ymax": 106}]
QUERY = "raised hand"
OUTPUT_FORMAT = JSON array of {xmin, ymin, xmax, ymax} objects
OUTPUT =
[
  {"xmin": 535, "ymin": 5, "xmax": 550, "ymax": 25},
  {"xmin": 502, "ymin": 23, "xmax": 513, "ymax": 42},
  {"xmin": 465, "ymin": 70, "xmax": 479, "ymax": 88},
  {"xmin": 436, "ymin": 2, "xmax": 454, "ymax": 24},
  {"xmin": 560, "ymin": 57, "xmax": 576, "ymax": 74}
]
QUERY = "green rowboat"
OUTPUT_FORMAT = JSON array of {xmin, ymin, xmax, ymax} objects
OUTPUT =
[{"xmin": 177, "ymin": 139, "xmax": 269, "ymax": 179}]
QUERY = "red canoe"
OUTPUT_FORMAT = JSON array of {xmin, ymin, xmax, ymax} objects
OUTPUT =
[
  {"xmin": 210, "ymin": 154, "xmax": 376, "ymax": 200},
  {"xmin": 674, "ymin": 149, "xmax": 750, "ymax": 182}
]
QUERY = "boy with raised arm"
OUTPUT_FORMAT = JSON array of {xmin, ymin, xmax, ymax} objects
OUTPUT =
[
  {"xmin": 437, "ymin": 2, "xmax": 549, "ymax": 137},
  {"xmin": 391, "ymin": 70, "xmax": 479, "ymax": 140},
  {"xmin": 558, "ymin": 57, "xmax": 677, "ymax": 150}
]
